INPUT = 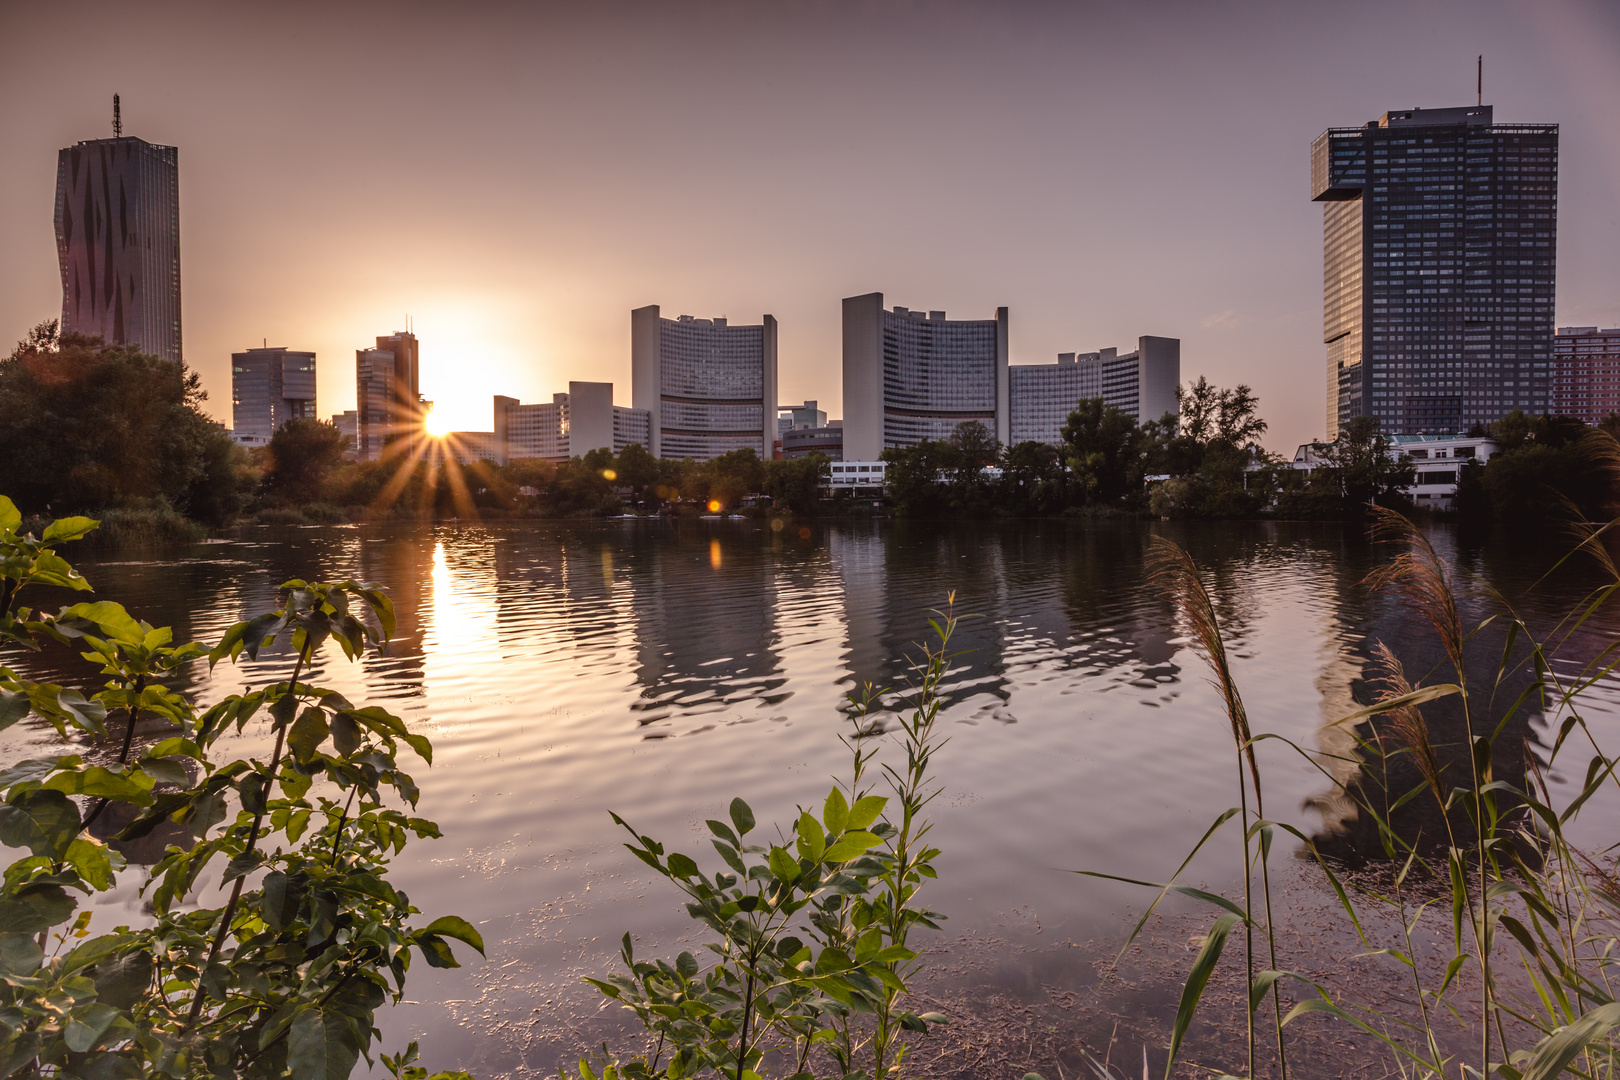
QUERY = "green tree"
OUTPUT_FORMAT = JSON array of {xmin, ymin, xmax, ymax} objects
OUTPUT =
[
  {"xmin": 880, "ymin": 440, "xmax": 956, "ymax": 516},
  {"xmin": 262, "ymin": 418, "xmax": 347, "ymax": 505},
  {"xmin": 1315, "ymin": 415, "xmax": 1415, "ymax": 515},
  {"xmin": 763, "ymin": 453, "xmax": 829, "ymax": 515},
  {"xmin": 999, "ymin": 440, "xmax": 1067, "ymax": 514},
  {"xmin": 947, "ymin": 421, "xmax": 999, "ymax": 496},
  {"xmin": 0, "ymin": 323, "xmax": 243, "ymax": 525},
  {"xmin": 1476, "ymin": 409, "xmax": 1614, "ymax": 524},
  {"xmin": 1060, "ymin": 398, "xmax": 1141, "ymax": 506},
  {"xmin": 613, "ymin": 443, "xmax": 661, "ymax": 507}
]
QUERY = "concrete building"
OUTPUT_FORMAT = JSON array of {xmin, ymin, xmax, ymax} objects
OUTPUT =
[
  {"xmin": 494, "ymin": 382, "xmax": 651, "ymax": 464},
  {"xmin": 631, "ymin": 306, "xmax": 778, "ymax": 460},
  {"xmin": 782, "ymin": 423, "xmax": 843, "ymax": 460},
  {"xmin": 1552, "ymin": 326, "xmax": 1620, "ymax": 426},
  {"xmin": 55, "ymin": 104, "xmax": 182, "ymax": 363},
  {"xmin": 1312, "ymin": 104, "xmax": 1558, "ymax": 437},
  {"xmin": 443, "ymin": 432, "xmax": 502, "ymax": 466},
  {"xmin": 778, "ymin": 400, "xmax": 827, "ymax": 435},
  {"xmin": 355, "ymin": 331, "xmax": 422, "ymax": 461},
  {"xmin": 231, "ymin": 347, "xmax": 316, "ymax": 446},
  {"xmin": 331, "ymin": 410, "xmax": 358, "ymax": 456},
  {"xmin": 842, "ymin": 293, "xmax": 1008, "ymax": 461},
  {"xmin": 1009, "ymin": 337, "xmax": 1179, "ymax": 447},
  {"xmin": 827, "ymin": 460, "xmax": 889, "ymax": 492}
]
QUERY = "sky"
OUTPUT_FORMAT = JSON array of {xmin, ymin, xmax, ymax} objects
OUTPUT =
[{"xmin": 3, "ymin": 0, "xmax": 1619, "ymax": 453}]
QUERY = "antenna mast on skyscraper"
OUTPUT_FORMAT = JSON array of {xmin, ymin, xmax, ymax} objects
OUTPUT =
[
  {"xmin": 1477, "ymin": 56, "xmax": 1482, "ymax": 106},
  {"xmin": 113, "ymin": 94, "xmax": 121, "ymax": 137}
]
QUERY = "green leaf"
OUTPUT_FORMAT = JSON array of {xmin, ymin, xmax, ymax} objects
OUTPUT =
[
  {"xmin": 42, "ymin": 516, "xmax": 98, "ymax": 544},
  {"xmin": 1166, "ymin": 913, "xmax": 1240, "ymax": 1074},
  {"xmin": 0, "ymin": 790, "xmax": 81, "ymax": 858},
  {"xmin": 666, "ymin": 852, "xmax": 700, "ymax": 880},
  {"xmin": 57, "ymin": 602, "xmax": 143, "ymax": 646},
  {"xmin": 43, "ymin": 766, "xmax": 153, "ymax": 804},
  {"xmin": 421, "ymin": 915, "xmax": 485, "ymax": 956},
  {"xmin": 287, "ymin": 708, "xmax": 329, "ymax": 765},
  {"xmin": 823, "ymin": 830, "xmax": 883, "ymax": 864},
  {"xmin": 65, "ymin": 838, "xmax": 117, "ymax": 890},
  {"xmin": 729, "ymin": 798, "xmax": 755, "ymax": 837},
  {"xmin": 846, "ymin": 795, "xmax": 887, "ymax": 830},
  {"xmin": 414, "ymin": 934, "xmax": 459, "ymax": 969},
  {"xmin": 796, "ymin": 812, "xmax": 825, "ymax": 864},
  {"xmin": 330, "ymin": 712, "xmax": 362, "ymax": 756},
  {"xmin": 822, "ymin": 788, "xmax": 849, "ymax": 835},
  {"xmin": 1521, "ymin": 1002, "xmax": 1620, "ymax": 1080},
  {"xmin": 768, "ymin": 846, "xmax": 801, "ymax": 884},
  {"xmin": 0, "ymin": 691, "xmax": 30, "ymax": 731},
  {"xmin": 0, "ymin": 497, "xmax": 19, "ymax": 533},
  {"xmin": 0, "ymin": 884, "xmax": 75, "ymax": 934},
  {"xmin": 87, "ymin": 950, "xmax": 152, "ymax": 1011},
  {"xmin": 64, "ymin": 1002, "xmax": 122, "ymax": 1053},
  {"xmin": 0, "ymin": 933, "xmax": 42, "ymax": 976},
  {"xmin": 287, "ymin": 1004, "xmax": 362, "ymax": 1080}
]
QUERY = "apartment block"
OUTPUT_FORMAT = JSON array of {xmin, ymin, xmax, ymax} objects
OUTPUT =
[{"xmin": 1552, "ymin": 326, "xmax": 1620, "ymax": 426}]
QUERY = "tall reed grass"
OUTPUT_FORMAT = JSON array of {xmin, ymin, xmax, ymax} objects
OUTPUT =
[{"xmin": 1066, "ymin": 491, "xmax": 1620, "ymax": 1080}]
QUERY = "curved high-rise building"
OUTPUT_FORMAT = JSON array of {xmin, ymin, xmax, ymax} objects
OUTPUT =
[
  {"xmin": 55, "ymin": 131, "xmax": 182, "ymax": 363},
  {"xmin": 631, "ymin": 306, "xmax": 778, "ymax": 460},
  {"xmin": 841, "ymin": 292, "xmax": 1008, "ymax": 461}
]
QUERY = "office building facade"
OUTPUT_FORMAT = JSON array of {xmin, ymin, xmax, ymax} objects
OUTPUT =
[
  {"xmin": 1552, "ymin": 326, "xmax": 1620, "ymax": 426},
  {"xmin": 1009, "ymin": 337, "xmax": 1179, "ymax": 447},
  {"xmin": 1312, "ymin": 105, "xmax": 1558, "ymax": 437},
  {"xmin": 55, "ymin": 131, "xmax": 182, "ymax": 363},
  {"xmin": 632, "ymin": 307, "xmax": 777, "ymax": 460},
  {"xmin": 842, "ymin": 293, "xmax": 1008, "ymax": 461},
  {"xmin": 231, "ymin": 347, "xmax": 316, "ymax": 445},
  {"xmin": 355, "ymin": 331, "xmax": 421, "ymax": 461},
  {"xmin": 494, "ymin": 383, "xmax": 651, "ymax": 464},
  {"xmin": 779, "ymin": 400, "xmax": 828, "ymax": 435}
]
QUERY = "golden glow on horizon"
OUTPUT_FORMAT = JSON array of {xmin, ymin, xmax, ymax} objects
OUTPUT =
[{"xmin": 424, "ymin": 406, "xmax": 452, "ymax": 438}]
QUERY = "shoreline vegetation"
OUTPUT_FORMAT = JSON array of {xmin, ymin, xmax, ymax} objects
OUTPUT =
[{"xmin": 3, "ymin": 325, "xmax": 1617, "ymax": 542}]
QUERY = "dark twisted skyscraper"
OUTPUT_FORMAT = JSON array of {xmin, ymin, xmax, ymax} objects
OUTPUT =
[
  {"xmin": 54, "ymin": 110, "xmax": 182, "ymax": 363},
  {"xmin": 1312, "ymin": 105, "xmax": 1557, "ymax": 437}
]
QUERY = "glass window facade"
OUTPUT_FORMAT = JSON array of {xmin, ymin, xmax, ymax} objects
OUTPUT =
[{"xmin": 1313, "ymin": 106, "xmax": 1558, "ymax": 436}]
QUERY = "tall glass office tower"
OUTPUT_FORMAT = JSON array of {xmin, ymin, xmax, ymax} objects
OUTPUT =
[
  {"xmin": 55, "ymin": 129, "xmax": 181, "ymax": 363},
  {"xmin": 1312, "ymin": 105, "xmax": 1557, "ymax": 437}
]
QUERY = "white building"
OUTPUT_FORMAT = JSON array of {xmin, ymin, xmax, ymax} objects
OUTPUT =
[
  {"xmin": 1276, "ymin": 432, "xmax": 1497, "ymax": 509},
  {"xmin": 826, "ymin": 460, "xmax": 889, "ymax": 492},
  {"xmin": 494, "ymin": 382, "xmax": 650, "ymax": 465},
  {"xmin": 842, "ymin": 293, "xmax": 1008, "ymax": 461},
  {"xmin": 1009, "ymin": 337, "xmax": 1180, "ymax": 447},
  {"xmin": 632, "ymin": 306, "xmax": 778, "ymax": 460},
  {"xmin": 231, "ymin": 346, "xmax": 316, "ymax": 445}
]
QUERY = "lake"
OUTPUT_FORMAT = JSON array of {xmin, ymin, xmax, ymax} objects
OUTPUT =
[{"xmin": 4, "ymin": 518, "xmax": 1617, "ymax": 1078}]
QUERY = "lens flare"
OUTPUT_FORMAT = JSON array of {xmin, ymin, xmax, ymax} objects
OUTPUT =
[
  {"xmin": 424, "ymin": 408, "xmax": 451, "ymax": 438},
  {"xmin": 707, "ymin": 499, "xmax": 722, "ymax": 513}
]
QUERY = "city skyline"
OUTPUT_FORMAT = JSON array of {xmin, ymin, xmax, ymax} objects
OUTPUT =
[{"xmin": 3, "ymin": 1, "xmax": 1619, "ymax": 453}]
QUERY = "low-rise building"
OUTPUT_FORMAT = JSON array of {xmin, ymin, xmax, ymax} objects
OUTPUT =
[
  {"xmin": 443, "ymin": 431, "xmax": 502, "ymax": 466},
  {"xmin": 782, "ymin": 422, "xmax": 842, "ymax": 460},
  {"xmin": 826, "ymin": 460, "xmax": 888, "ymax": 492},
  {"xmin": 1273, "ymin": 433, "xmax": 1497, "ymax": 510}
]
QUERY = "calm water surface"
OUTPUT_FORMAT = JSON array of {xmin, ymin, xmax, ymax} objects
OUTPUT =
[{"xmin": 4, "ymin": 519, "xmax": 1617, "ymax": 1077}]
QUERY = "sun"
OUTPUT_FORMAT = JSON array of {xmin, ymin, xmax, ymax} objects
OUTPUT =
[{"xmin": 423, "ymin": 407, "xmax": 451, "ymax": 438}]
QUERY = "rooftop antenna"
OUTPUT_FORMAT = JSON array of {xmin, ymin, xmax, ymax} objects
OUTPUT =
[
  {"xmin": 112, "ymin": 94, "xmax": 121, "ymax": 138},
  {"xmin": 1477, "ymin": 55, "xmax": 1482, "ymax": 107}
]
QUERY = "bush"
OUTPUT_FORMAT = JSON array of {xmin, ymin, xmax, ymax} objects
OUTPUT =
[{"xmin": 0, "ymin": 497, "xmax": 479, "ymax": 1078}]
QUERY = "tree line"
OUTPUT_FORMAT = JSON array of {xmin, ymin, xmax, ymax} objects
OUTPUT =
[{"xmin": 2, "ymin": 326, "xmax": 1613, "ymax": 528}]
